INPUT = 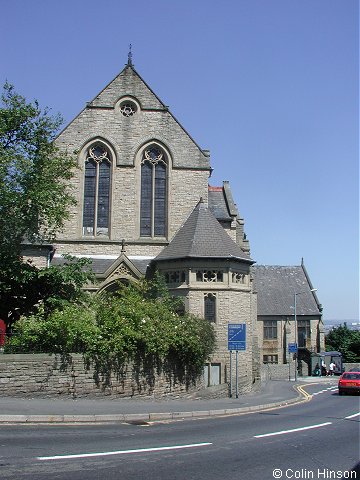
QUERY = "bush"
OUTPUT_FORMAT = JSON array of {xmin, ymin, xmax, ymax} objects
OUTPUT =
[{"xmin": 8, "ymin": 278, "xmax": 216, "ymax": 382}]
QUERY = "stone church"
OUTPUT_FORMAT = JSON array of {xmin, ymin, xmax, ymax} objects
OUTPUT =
[{"xmin": 26, "ymin": 55, "xmax": 324, "ymax": 389}]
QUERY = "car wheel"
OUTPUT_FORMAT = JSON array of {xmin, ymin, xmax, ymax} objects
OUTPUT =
[{"xmin": 338, "ymin": 390, "xmax": 344, "ymax": 396}]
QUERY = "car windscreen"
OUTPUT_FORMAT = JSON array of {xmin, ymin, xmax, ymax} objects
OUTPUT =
[{"xmin": 342, "ymin": 373, "xmax": 360, "ymax": 379}]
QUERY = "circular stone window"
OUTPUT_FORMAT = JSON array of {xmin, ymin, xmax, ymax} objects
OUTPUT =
[{"xmin": 119, "ymin": 101, "xmax": 137, "ymax": 117}]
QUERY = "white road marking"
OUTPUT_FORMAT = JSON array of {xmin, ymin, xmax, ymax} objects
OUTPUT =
[
  {"xmin": 254, "ymin": 422, "xmax": 332, "ymax": 438},
  {"xmin": 312, "ymin": 387, "xmax": 338, "ymax": 396},
  {"xmin": 345, "ymin": 412, "xmax": 360, "ymax": 419},
  {"xmin": 37, "ymin": 442, "xmax": 213, "ymax": 461}
]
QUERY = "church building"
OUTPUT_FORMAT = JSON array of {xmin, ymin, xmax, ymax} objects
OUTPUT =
[{"xmin": 27, "ymin": 54, "xmax": 324, "ymax": 389}]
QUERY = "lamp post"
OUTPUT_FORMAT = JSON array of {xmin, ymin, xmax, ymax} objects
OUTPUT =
[{"xmin": 293, "ymin": 289, "xmax": 317, "ymax": 381}]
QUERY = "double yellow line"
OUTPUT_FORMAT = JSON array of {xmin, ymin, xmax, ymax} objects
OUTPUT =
[{"xmin": 296, "ymin": 384, "xmax": 313, "ymax": 401}]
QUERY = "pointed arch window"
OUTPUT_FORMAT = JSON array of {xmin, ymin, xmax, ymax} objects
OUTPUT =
[
  {"xmin": 83, "ymin": 144, "xmax": 111, "ymax": 236},
  {"xmin": 204, "ymin": 293, "xmax": 216, "ymax": 323},
  {"xmin": 140, "ymin": 146, "xmax": 167, "ymax": 237}
]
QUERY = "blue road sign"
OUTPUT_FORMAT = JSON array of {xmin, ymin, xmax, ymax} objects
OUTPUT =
[
  {"xmin": 228, "ymin": 324, "xmax": 246, "ymax": 351},
  {"xmin": 288, "ymin": 343, "xmax": 298, "ymax": 353}
]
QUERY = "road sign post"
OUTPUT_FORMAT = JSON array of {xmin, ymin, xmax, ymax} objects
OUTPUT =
[
  {"xmin": 228, "ymin": 324, "xmax": 246, "ymax": 398},
  {"xmin": 229, "ymin": 351, "xmax": 232, "ymax": 398},
  {"xmin": 288, "ymin": 343, "xmax": 298, "ymax": 380},
  {"xmin": 228, "ymin": 324, "xmax": 246, "ymax": 351}
]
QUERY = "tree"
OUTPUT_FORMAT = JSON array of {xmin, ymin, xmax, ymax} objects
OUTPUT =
[
  {"xmin": 0, "ymin": 82, "xmax": 76, "ymax": 258},
  {"xmin": 0, "ymin": 255, "xmax": 94, "ymax": 329},
  {"xmin": 0, "ymin": 83, "xmax": 78, "ymax": 325},
  {"xmin": 325, "ymin": 323, "xmax": 360, "ymax": 363}
]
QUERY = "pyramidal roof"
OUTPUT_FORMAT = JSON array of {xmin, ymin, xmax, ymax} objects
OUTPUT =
[{"xmin": 154, "ymin": 199, "xmax": 253, "ymax": 263}]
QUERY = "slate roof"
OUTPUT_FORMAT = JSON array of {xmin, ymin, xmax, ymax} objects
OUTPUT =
[
  {"xmin": 154, "ymin": 199, "xmax": 252, "ymax": 262},
  {"xmin": 208, "ymin": 187, "xmax": 232, "ymax": 221},
  {"xmin": 252, "ymin": 265, "xmax": 321, "ymax": 316},
  {"xmin": 52, "ymin": 256, "xmax": 112, "ymax": 274},
  {"xmin": 51, "ymin": 256, "xmax": 151, "ymax": 275}
]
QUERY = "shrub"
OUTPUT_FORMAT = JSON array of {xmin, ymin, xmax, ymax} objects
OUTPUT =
[{"xmin": 8, "ymin": 278, "xmax": 216, "ymax": 383}]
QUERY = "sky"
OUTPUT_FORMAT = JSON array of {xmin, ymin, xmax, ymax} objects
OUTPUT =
[{"xmin": 1, "ymin": 0, "xmax": 358, "ymax": 322}]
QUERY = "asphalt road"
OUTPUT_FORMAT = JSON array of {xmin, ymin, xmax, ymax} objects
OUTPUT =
[{"xmin": 0, "ymin": 386, "xmax": 358, "ymax": 480}]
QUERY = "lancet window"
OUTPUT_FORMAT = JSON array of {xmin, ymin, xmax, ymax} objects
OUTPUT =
[
  {"xmin": 83, "ymin": 144, "xmax": 111, "ymax": 236},
  {"xmin": 140, "ymin": 146, "xmax": 167, "ymax": 237}
]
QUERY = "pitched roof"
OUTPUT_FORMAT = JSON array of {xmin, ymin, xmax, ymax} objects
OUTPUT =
[
  {"xmin": 57, "ymin": 64, "xmax": 208, "ymax": 161},
  {"xmin": 154, "ymin": 199, "xmax": 252, "ymax": 262},
  {"xmin": 51, "ymin": 255, "xmax": 150, "ymax": 276},
  {"xmin": 252, "ymin": 265, "xmax": 321, "ymax": 316},
  {"xmin": 208, "ymin": 187, "xmax": 232, "ymax": 221}
]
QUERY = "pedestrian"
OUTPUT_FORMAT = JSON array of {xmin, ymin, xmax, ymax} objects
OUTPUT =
[
  {"xmin": 329, "ymin": 361, "xmax": 335, "ymax": 376},
  {"xmin": 321, "ymin": 360, "xmax": 327, "ymax": 376}
]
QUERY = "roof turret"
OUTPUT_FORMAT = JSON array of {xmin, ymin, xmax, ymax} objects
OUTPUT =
[{"xmin": 154, "ymin": 199, "xmax": 253, "ymax": 263}]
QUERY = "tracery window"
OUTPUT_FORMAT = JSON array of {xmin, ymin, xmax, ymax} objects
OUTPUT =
[
  {"xmin": 164, "ymin": 271, "xmax": 186, "ymax": 285},
  {"xmin": 140, "ymin": 146, "xmax": 167, "ymax": 237},
  {"xmin": 232, "ymin": 272, "xmax": 246, "ymax": 284},
  {"xmin": 196, "ymin": 270, "xmax": 223, "ymax": 282},
  {"xmin": 82, "ymin": 144, "xmax": 111, "ymax": 236},
  {"xmin": 120, "ymin": 100, "xmax": 137, "ymax": 117}
]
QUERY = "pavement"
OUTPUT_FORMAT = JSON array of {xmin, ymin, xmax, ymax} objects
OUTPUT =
[{"xmin": 0, "ymin": 376, "xmax": 338, "ymax": 424}]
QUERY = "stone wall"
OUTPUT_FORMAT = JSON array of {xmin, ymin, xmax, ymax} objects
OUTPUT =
[
  {"xmin": 261, "ymin": 363, "xmax": 290, "ymax": 381},
  {"xmin": 0, "ymin": 354, "xmax": 204, "ymax": 398},
  {"xmin": 343, "ymin": 363, "xmax": 360, "ymax": 372}
]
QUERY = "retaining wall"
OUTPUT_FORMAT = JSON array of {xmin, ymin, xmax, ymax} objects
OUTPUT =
[{"xmin": 0, "ymin": 354, "xmax": 204, "ymax": 398}]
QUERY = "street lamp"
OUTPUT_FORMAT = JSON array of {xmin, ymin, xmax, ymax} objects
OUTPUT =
[{"xmin": 294, "ymin": 288, "xmax": 317, "ymax": 381}]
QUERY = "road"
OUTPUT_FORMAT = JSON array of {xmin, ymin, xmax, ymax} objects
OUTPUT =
[{"xmin": 0, "ymin": 385, "xmax": 358, "ymax": 480}]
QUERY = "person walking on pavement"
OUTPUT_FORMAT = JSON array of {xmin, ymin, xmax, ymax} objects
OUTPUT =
[{"xmin": 329, "ymin": 361, "xmax": 335, "ymax": 376}]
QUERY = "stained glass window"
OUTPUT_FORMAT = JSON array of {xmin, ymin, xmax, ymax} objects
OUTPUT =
[
  {"xmin": 82, "ymin": 144, "xmax": 111, "ymax": 236},
  {"xmin": 140, "ymin": 146, "xmax": 167, "ymax": 237}
]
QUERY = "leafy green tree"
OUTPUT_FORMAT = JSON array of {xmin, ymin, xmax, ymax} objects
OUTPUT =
[
  {"xmin": 325, "ymin": 323, "xmax": 360, "ymax": 363},
  {"xmin": 0, "ymin": 255, "xmax": 93, "ymax": 329},
  {"xmin": 0, "ymin": 82, "xmax": 76, "ymax": 255},
  {"xmin": 0, "ymin": 83, "xmax": 78, "ymax": 325}
]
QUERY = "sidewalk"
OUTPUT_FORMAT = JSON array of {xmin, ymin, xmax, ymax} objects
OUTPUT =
[{"xmin": 0, "ymin": 377, "xmax": 338, "ymax": 424}]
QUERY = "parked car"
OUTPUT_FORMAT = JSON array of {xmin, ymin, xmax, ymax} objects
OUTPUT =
[{"xmin": 338, "ymin": 371, "xmax": 360, "ymax": 395}]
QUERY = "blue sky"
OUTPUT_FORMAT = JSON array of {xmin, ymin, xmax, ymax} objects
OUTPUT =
[{"xmin": 1, "ymin": 0, "xmax": 358, "ymax": 321}]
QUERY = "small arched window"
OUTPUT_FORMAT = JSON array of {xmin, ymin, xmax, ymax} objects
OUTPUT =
[
  {"xmin": 83, "ymin": 144, "xmax": 111, "ymax": 236},
  {"xmin": 140, "ymin": 145, "xmax": 167, "ymax": 237}
]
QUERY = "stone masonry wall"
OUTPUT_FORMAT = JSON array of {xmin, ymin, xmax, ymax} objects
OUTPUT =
[
  {"xmin": 54, "ymin": 65, "xmax": 210, "ymax": 252},
  {"xmin": 54, "ymin": 166, "xmax": 209, "ymax": 256},
  {"xmin": 0, "ymin": 354, "xmax": 204, "ymax": 398},
  {"xmin": 187, "ymin": 286, "xmax": 255, "ymax": 394}
]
